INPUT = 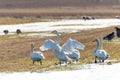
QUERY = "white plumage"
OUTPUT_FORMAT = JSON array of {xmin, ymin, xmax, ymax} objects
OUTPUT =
[
  {"xmin": 30, "ymin": 43, "xmax": 45, "ymax": 65},
  {"xmin": 93, "ymin": 37, "xmax": 109, "ymax": 63},
  {"xmin": 62, "ymin": 38, "xmax": 85, "ymax": 61},
  {"xmin": 52, "ymin": 30, "xmax": 85, "ymax": 62},
  {"xmin": 40, "ymin": 39, "xmax": 71, "ymax": 65}
]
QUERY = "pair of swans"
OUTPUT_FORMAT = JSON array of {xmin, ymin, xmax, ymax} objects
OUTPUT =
[
  {"xmin": 40, "ymin": 30, "xmax": 85, "ymax": 65},
  {"xmin": 52, "ymin": 30, "xmax": 85, "ymax": 62},
  {"xmin": 93, "ymin": 36, "xmax": 109, "ymax": 63},
  {"xmin": 30, "ymin": 43, "xmax": 45, "ymax": 65}
]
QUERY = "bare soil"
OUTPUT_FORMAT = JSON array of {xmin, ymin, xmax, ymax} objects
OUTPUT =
[{"xmin": 0, "ymin": 26, "xmax": 120, "ymax": 71}]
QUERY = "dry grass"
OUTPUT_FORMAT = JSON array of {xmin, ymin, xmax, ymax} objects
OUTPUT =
[
  {"xmin": 0, "ymin": 0, "xmax": 120, "ymax": 18},
  {"xmin": 0, "ymin": 17, "xmax": 54, "ymax": 25},
  {"xmin": 0, "ymin": 25, "xmax": 120, "ymax": 72},
  {"xmin": 0, "ymin": 8, "xmax": 120, "ymax": 18}
]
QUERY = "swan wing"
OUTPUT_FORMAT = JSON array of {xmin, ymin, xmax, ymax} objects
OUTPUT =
[
  {"xmin": 68, "ymin": 49, "xmax": 80, "ymax": 59},
  {"xmin": 96, "ymin": 50, "xmax": 109, "ymax": 59},
  {"xmin": 62, "ymin": 38, "xmax": 85, "ymax": 53},
  {"xmin": 54, "ymin": 50, "xmax": 71, "ymax": 61},
  {"xmin": 40, "ymin": 39, "xmax": 55, "ymax": 51},
  {"xmin": 31, "ymin": 52, "xmax": 45, "ymax": 60}
]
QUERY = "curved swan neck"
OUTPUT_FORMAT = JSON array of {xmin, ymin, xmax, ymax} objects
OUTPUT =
[
  {"xmin": 54, "ymin": 44, "xmax": 62, "ymax": 52},
  {"xmin": 99, "ymin": 36, "xmax": 103, "ymax": 49},
  {"xmin": 53, "ymin": 30, "xmax": 61, "ymax": 45},
  {"xmin": 94, "ymin": 39, "xmax": 99, "ymax": 52},
  {"xmin": 31, "ymin": 43, "xmax": 34, "ymax": 53}
]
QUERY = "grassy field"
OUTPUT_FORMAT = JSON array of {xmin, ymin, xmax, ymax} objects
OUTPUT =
[
  {"xmin": 0, "ymin": 23, "xmax": 120, "ymax": 72},
  {"xmin": 0, "ymin": 8, "xmax": 120, "ymax": 18},
  {"xmin": 0, "ymin": 17, "xmax": 54, "ymax": 25},
  {"xmin": 0, "ymin": 0, "xmax": 120, "ymax": 18},
  {"xmin": 0, "ymin": 0, "xmax": 120, "ymax": 72}
]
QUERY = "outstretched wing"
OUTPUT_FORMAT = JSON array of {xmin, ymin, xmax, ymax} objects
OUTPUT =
[
  {"xmin": 40, "ymin": 39, "xmax": 55, "ymax": 51},
  {"xmin": 62, "ymin": 38, "xmax": 85, "ymax": 53}
]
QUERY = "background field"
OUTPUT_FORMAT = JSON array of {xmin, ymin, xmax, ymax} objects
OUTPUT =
[
  {"xmin": 1, "ymin": 0, "xmax": 120, "ymax": 8},
  {"xmin": 0, "ymin": 26, "xmax": 120, "ymax": 72},
  {"xmin": 0, "ymin": 0, "xmax": 120, "ymax": 72},
  {"xmin": 0, "ymin": 0, "xmax": 120, "ymax": 18}
]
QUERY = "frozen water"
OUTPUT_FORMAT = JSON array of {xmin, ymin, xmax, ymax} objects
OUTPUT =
[
  {"xmin": 0, "ymin": 63, "xmax": 120, "ymax": 80},
  {"xmin": 0, "ymin": 19, "xmax": 120, "ymax": 36}
]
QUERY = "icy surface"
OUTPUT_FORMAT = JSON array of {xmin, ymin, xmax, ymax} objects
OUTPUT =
[
  {"xmin": 0, "ymin": 63, "xmax": 120, "ymax": 80},
  {"xmin": 0, "ymin": 19, "xmax": 120, "ymax": 35}
]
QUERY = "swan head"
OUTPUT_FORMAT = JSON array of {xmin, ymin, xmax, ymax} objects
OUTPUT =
[
  {"xmin": 52, "ymin": 30, "xmax": 61, "ymax": 44},
  {"xmin": 52, "ymin": 30, "xmax": 58, "ymax": 34},
  {"xmin": 92, "ymin": 39, "xmax": 98, "ymax": 42}
]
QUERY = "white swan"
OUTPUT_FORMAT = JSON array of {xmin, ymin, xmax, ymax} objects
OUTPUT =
[
  {"xmin": 52, "ymin": 30, "xmax": 85, "ymax": 62},
  {"xmin": 93, "ymin": 37, "xmax": 109, "ymax": 63},
  {"xmin": 30, "ymin": 43, "xmax": 45, "ymax": 65},
  {"xmin": 40, "ymin": 39, "xmax": 71, "ymax": 66},
  {"xmin": 62, "ymin": 38, "xmax": 85, "ymax": 62}
]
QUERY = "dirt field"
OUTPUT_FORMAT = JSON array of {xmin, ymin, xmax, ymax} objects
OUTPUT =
[
  {"xmin": 0, "ymin": 26, "xmax": 120, "ymax": 71},
  {"xmin": 0, "ymin": 8, "xmax": 120, "ymax": 18}
]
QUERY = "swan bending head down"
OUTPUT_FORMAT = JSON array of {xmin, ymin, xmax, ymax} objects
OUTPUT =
[{"xmin": 52, "ymin": 30, "xmax": 85, "ymax": 62}]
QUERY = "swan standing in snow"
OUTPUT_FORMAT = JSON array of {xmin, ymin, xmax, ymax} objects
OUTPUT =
[
  {"xmin": 30, "ymin": 43, "xmax": 45, "ymax": 65},
  {"xmin": 93, "ymin": 37, "xmax": 109, "ymax": 63},
  {"xmin": 52, "ymin": 30, "xmax": 85, "ymax": 62},
  {"xmin": 40, "ymin": 39, "xmax": 71, "ymax": 66}
]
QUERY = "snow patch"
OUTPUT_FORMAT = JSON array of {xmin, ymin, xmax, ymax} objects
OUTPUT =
[
  {"xmin": 0, "ymin": 19, "xmax": 120, "ymax": 36},
  {"xmin": 0, "ymin": 63, "xmax": 120, "ymax": 80}
]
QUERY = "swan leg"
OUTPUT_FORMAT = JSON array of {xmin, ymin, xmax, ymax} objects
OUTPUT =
[
  {"xmin": 33, "ymin": 61, "xmax": 35, "ymax": 65},
  {"xmin": 65, "ymin": 61, "xmax": 68, "ymax": 67},
  {"xmin": 102, "ymin": 60, "xmax": 104, "ymax": 62},
  {"xmin": 76, "ymin": 59, "xmax": 79, "ymax": 62},
  {"xmin": 60, "ymin": 61, "xmax": 62, "ymax": 66},
  {"xmin": 69, "ymin": 60, "xmax": 72, "ymax": 64},
  {"xmin": 40, "ymin": 60, "xmax": 42, "ymax": 65},
  {"xmin": 99, "ymin": 58, "xmax": 101, "ymax": 63},
  {"xmin": 94, "ymin": 56, "xmax": 97, "ymax": 63}
]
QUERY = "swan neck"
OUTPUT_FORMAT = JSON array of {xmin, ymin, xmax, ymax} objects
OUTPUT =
[
  {"xmin": 55, "ymin": 31, "xmax": 61, "ymax": 45},
  {"xmin": 53, "ymin": 43, "xmax": 62, "ymax": 52},
  {"xmin": 94, "ymin": 40, "xmax": 99, "ymax": 52},
  {"xmin": 31, "ymin": 44, "xmax": 34, "ymax": 53},
  {"xmin": 99, "ymin": 36, "xmax": 103, "ymax": 49}
]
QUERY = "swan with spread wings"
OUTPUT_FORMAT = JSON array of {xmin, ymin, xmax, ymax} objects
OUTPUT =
[
  {"xmin": 52, "ymin": 30, "xmax": 85, "ymax": 62},
  {"xmin": 40, "ymin": 39, "xmax": 71, "ymax": 66}
]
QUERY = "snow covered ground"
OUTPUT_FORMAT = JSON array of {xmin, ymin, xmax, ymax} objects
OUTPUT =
[
  {"xmin": 0, "ymin": 19, "xmax": 120, "ymax": 36},
  {"xmin": 0, "ymin": 63, "xmax": 120, "ymax": 80},
  {"xmin": 0, "ymin": 19, "xmax": 120, "ymax": 80}
]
